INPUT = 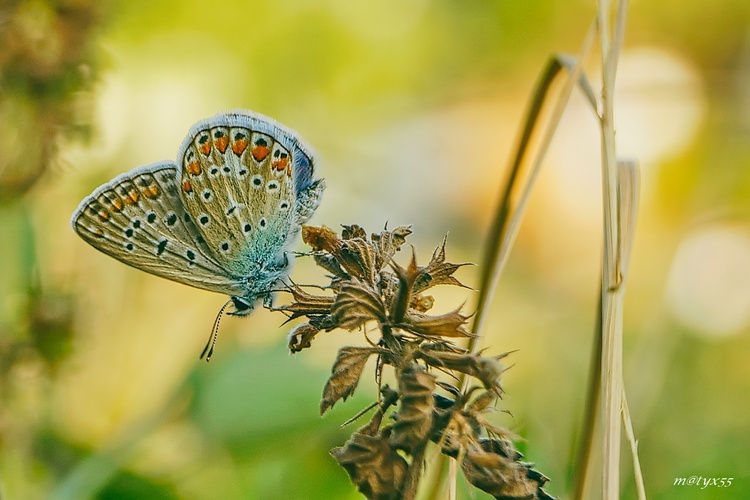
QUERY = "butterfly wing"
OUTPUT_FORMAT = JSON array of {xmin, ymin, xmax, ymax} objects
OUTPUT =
[
  {"xmin": 71, "ymin": 161, "xmax": 245, "ymax": 296},
  {"xmin": 176, "ymin": 111, "xmax": 321, "ymax": 279}
]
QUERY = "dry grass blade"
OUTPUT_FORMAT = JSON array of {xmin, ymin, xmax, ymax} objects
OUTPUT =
[{"xmin": 598, "ymin": 1, "xmax": 632, "ymax": 498}]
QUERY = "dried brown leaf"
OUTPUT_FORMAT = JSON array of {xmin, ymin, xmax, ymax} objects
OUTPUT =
[
  {"xmin": 330, "ymin": 431, "xmax": 408, "ymax": 500},
  {"xmin": 341, "ymin": 224, "xmax": 368, "ymax": 240},
  {"xmin": 371, "ymin": 225, "xmax": 412, "ymax": 271},
  {"xmin": 313, "ymin": 253, "xmax": 350, "ymax": 281},
  {"xmin": 302, "ymin": 224, "xmax": 341, "ymax": 252},
  {"xmin": 417, "ymin": 348, "xmax": 505, "ymax": 391},
  {"xmin": 401, "ymin": 307, "xmax": 474, "ymax": 338},
  {"xmin": 389, "ymin": 364, "xmax": 436, "ymax": 453},
  {"xmin": 321, "ymin": 346, "xmax": 380, "ymax": 414},
  {"xmin": 338, "ymin": 237, "xmax": 377, "ymax": 282},
  {"xmin": 287, "ymin": 322, "xmax": 320, "ymax": 353},
  {"xmin": 279, "ymin": 284, "xmax": 335, "ymax": 320},
  {"xmin": 462, "ymin": 441, "xmax": 555, "ymax": 500},
  {"xmin": 331, "ymin": 282, "xmax": 386, "ymax": 330},
  {"xmin": 413, "ymin": 236, "xmax": 471, "ymax": 293}
]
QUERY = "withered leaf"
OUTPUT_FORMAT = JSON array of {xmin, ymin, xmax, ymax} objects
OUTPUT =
[
  {"xmin": 389, "ymin": 364, "xmax": 436, "ymax": 453},
  {"xmin": 313, "ymin": 253, "xmax": 350, "ymax": 281},
  {"xmin": 416, "ymin": 348, "xmax": 505, "ymax": 391},
  {"xmin": 302, "ymin": 225, "xmax": 342, "ymax": 253},
  {"xmin": 341, "ymin": 224, "xmax": 367, "ymax": 240},
  {"xmin": 401, "ymin": 307, "xmax": 474, "ymax": 338},
  {"xmin": 338, "ymin": 238, "xmax": 377, "ymax": 282},
  {"xmin": 279, "ymin": 284, "xmax": 335, "ymax": 320},
  {"xmin": 321, "ymin": 346, "xmax": 381, "ymax": 414},
  {"xmin": 461, "ymin": 442, "xmax": 555, "ymax": 500},
  {"xmin": 413, "ymin": 236, "xmax": 471, "ymax": 293},
  {"xmin": 371, "ymin": 225, "xmax": 412, "ymax": 271},
  {"xmin": 288, "ymin": 322, "xmax": 320, "ymax": 353},
  {"xmin": 331, "ymin": 282, "xmax": 387, "ymax": 331},
  {"xmin": 330, "ymin": 431, "xmax": 408, "ymax": 500}
]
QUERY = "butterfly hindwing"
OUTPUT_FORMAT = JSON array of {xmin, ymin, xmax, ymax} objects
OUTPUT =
[
  {"xmin": 71, "ymin": 161, "xmax": 245, "ymax": 296},
  {"xmin": 177, "ymin": 112, "xmax": 314, "ymax": 277}
]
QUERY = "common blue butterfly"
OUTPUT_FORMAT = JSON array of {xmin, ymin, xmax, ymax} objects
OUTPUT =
[{"xmin": 71, "ymin": 110, "xmax": 325, "ymax": 359}]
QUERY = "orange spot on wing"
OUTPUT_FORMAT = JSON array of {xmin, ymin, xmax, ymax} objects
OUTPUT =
[
  {"xmin": 272, "ymin": 157, "xmax": 289, "ymax": 172},
  {"xmin": 286, "ymin": 163, "xmax": 292, "ymax": 177},
  {"xmin": 252, "ymin": 145, "xmax": 270, "ymax": 162},
  {"xmin": 182, "ymin": 179, "xmax": 193, "ymax": 193},
  {"xmin": 199, "ymin": 140, "xmax": 212, "ymax": 156},
  {"xmin": 111, "ymin": 198, "xmax": 123, "ymax": 212},
  {"xmin": 231, "ymin": 138, "xmax": 248, "ymax": 155},
  {"xmin": 187, "ymin": 161, "xmax": 201, "ymax": 175},
  {"xmin": 143, "ymin": 185, "xmax": 160, "ymax": 198},
  {"xmin": 97, "ymin": 209, "xmax": 110, "ymax": 222},
  {"xmin": 124, "ymin": 190, "xmax": 139, "ymax": 204},
  {"xmin": 215, "ymin": 136, "xmax": 228, "ymax": 153}
]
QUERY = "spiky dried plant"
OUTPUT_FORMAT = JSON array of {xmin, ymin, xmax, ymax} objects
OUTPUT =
[{"xmin": 278, "ymin": 224, "xmax": 554, "ymax": 500}]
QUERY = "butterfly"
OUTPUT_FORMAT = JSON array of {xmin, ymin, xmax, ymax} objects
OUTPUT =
[{"xmin": 70, "ymin": 110, "xmax": 325, "ymax": 360}]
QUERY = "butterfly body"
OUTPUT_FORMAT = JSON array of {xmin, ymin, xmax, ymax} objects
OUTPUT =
[{"xmin": 71, "ymin": 110, "xmax": 324, "ymax": 315}]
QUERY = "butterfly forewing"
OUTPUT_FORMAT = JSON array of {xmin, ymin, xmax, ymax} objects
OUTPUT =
[{"xmin": 71, "ymin": 162, "xmax": 245, "ymax": 296}]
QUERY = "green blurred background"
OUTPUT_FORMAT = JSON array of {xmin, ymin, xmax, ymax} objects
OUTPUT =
[{"xmin": 1, "ymin": 0, "xmax": 749, "ymax": 498}]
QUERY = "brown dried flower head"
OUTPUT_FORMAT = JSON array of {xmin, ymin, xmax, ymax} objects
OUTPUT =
[{"xmin": 278, "ymin": 224, "xmax": 554, "ymax": 500}]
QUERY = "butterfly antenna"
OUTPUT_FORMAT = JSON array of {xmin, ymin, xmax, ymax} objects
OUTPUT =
[{"xmin": 201, "ymin": 299, "xmax": 232, "ymax": 362}]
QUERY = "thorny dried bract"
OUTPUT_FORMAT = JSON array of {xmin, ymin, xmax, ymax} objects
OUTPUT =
[{"xmin": 279, "ymin": 224, "xmax": 554, "ymax": 500}]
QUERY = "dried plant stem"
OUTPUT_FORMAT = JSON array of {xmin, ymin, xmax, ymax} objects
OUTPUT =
[
  {"xmin": 597, "ymin": 1, "xmax": 632, "ymax": 498},
  {"xmin": 622, "ymin": 392, "xmax": 647, "ymax": 500}
]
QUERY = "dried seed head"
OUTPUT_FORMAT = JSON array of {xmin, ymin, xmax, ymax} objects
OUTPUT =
[{"xmin": 277, "ymin": 224, "xmax": 553, "ymax": 499}]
